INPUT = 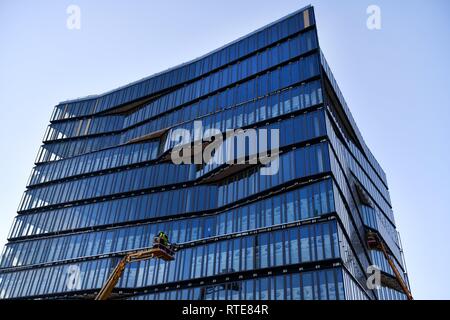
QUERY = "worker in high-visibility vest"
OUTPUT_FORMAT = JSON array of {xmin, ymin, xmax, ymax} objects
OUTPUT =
[{"xmin": 157, "ymin": 231, "xmax": 169, "ymax": 247}]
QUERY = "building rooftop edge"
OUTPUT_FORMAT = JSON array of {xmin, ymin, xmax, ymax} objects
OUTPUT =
[{"xmin": 58, "ymin": 5, "xmax": 313, "ymax": 105}]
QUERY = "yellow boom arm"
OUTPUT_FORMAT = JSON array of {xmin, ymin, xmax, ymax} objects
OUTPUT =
[{"xmin": 95, "ymin": 245, "xmax": 175, "ymax": 300}]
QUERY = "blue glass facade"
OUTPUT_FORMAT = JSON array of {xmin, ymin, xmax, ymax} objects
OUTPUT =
[{"xmin": 0, "ymin": 5, "xmax": 410, "ymax": 300}]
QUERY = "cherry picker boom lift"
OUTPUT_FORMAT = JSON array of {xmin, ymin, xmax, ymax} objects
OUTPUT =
[
  {"xmin": 366, "ymin": 231, "xmax": 413, "ymax": 300},
  {"xmin": 95, "ymin": 235, "xmax": 177, "ymax": 300}
]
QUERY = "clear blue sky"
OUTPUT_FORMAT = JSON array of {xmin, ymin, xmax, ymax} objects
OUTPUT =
[{"xmin": 0, "ymin": 0, "xmax": 449, "ymax": 299}]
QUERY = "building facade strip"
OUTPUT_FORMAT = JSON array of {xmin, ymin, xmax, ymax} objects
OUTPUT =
[
  {"xmin": 29, "ymin": 106, "xmax": 325, "ymax": 189},
  {"xmin": 51, "ymin": 6, "xmax": 315, "ymax": 121},
  {"xmin": 37, "ymin": 51, "xmax": 321, "ymax": 163},
  {"xmin": 8, "ymin": 175, "xmax": 333, "ymax": 241},
  {"xmin": 48, "ymin": 29, "xmax": 319, "ymax": 134},
  {"xmin": 319, "ymin": 51, "xmax": 388, "ymax": 186},
  {"xmin": 1, "ymin": 180, "xmax": 336, "ymax": 268},
  {"xmin": 0, "ymin": 220, "xmax": 340, "ymax": 299},
  {"xmin": 0, "ymin": 6, "xmax": 409, "ymax": 300}
]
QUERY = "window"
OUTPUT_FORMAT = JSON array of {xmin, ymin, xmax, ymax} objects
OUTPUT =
[
  {"xmin": 273, "ymin": 232, "xmax": 283, "ymax": 266},
  {"xmin": 300, "ymin": 226, "xmax": 310, "ymax": 262},
  {"xmin": 302, "ymin": 272, "xmax": 313, "ymax": 300},
  {"xmin": 289, "ymin": 228, "xmax": 299, "ymax": 264},
  {"xmin": 259, "ymin": 233, "xmax": 269, "ymax": 268},
  {"xmin": 273, "ymin": 197, "xmax": 281, "ymax": 225},
  {"xmin": 286, "ymin": 193, "xmax": 295, "ymax": 222},
  {"xmin": 259, "ymin": 278, "xmax": 269, "ymax": 300},
  {"xmin": 274, "ymin": 275, "xmax": 284, "ymax": 300},
  {"xmin": 327, "ymin": 270, "xmax": 337, "ymax": 300}
]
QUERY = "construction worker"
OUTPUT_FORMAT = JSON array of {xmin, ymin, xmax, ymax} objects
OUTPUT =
[{"xmin": 157, "ymin": 231, "xmax": 169, "ymax": 247}]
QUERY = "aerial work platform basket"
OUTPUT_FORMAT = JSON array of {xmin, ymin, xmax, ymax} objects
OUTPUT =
[
  {"xmin": 95, "ymin": 234, "xmax": 176, "ymax": 300},
  {"xmin": 148, "ymin": 242, "xmax": 175, "ymax": 261}
]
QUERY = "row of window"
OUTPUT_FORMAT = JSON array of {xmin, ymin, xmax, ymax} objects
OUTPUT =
[
  {"xmin": 329, "ymin": 139, "xmax": 403, "ymax": 282},
  {"xmin": 2, "ymin": 180, "xmax": 335, "ymax": 268},
  {"xmin": 330, "ymin": 152, "xmax": 386, "ymax": 283},
  {"xmin": 0, "ymin": 256, "xmax": 114, "ymax": 299},
  {"xmin": 33, "ymin": 99, "xmax": 324, "ymax": 190},
  {"xmin": 331, "ymin": 144, "xmax": 398, "ymax": 259},
  {"xmin": 38, "ymin": 54, "xmax": 320, "ymax": 165},
  {"xmin": 0, "ymin": 221, "xmax": 338, "ymax": 299},
  {"xmin": 47, "ymin": 76, "xmax": 320, "ymax": 148},
  {"xmin": 326, "ymin": 104, "xmax": 389, "ymax": 201},
  {"xmin": 29, "ymin": 141, "xmax": 159, "ymax": 186},
  {"xmin": 50, "ymin": 30, "xmax": 318, "ymax": 144},
  {"xmin": 346, "ymin": 146, "xmax": 391, "ymax": 211},
  {"xmin": 125, "ymin": 77, "xmax": 323, "ymax": 148},
  {"xmin": 326, "ymin": 116, "xmax": 394, "ymax": 224},
  {"xmin": 44, "ymin": 114, "xmax": 124, "ymax": 142},
  {"xmin": 320, "ymin": 50, "xmax": 387, "ymax": 187},
  {"xmin": 51, "ymin": 9, "xmax": 314, "ymax": 121},
  {"xmin": 142, "ymin": 79, "xmax": 322, "ymax": 154},
  {"xmin": 342, "ymin": 249, "xmax": 407, "ymax": 300},
  {"xmin": 121, "ymin": 30, "xmax": 318, "ymax": 129},
  {"xmin": 39, "ymin": 76, "xmax": 322, "ymax": 180},
  {"xmin": 38, "ymin": 53, "xmax": 320, "ymax": 165},
  {"xmin": 36, "ymin": 134, "xmax": 121, "ymax": 163},
  {"xmin": 369, "ymin": 249, "xmax": 407, "ymax": 285},
  {"xmin": 9, "ymin": 176, "xmax": 333, "ymax": 241},
  {"xmin": 130, "ymin": 268, "xmax": 345, "ymax": 300},
  {"xmin": 163, "ymin": 85, "xmax": 323, "ymax": 153},
  {"xmin": 326, "ymin": 114, "xmax": 391, "ymax": 208},
  {"xmin": 21, "ymin": 161, "xmax": 194, "ymax": 211},
  {"xmin": 370, "ymin": 209, "xmax": 400, "ymax": 259},
  {"xmin": 193, "ymin": 111, "xmax": 325, "ymax": 179},
  {"xmin": 21, "ymin": 138, "xmax": 330, "ymax": 212},
  {"xmin": 334, "ymin": 174, "xmax": 394, "ymax": 298},
  {"xmin": 12, "ymin": 185, "xmax": 215, "ymax": 238},
  {"xmin": 360, "ymin": 204, "xmax": 377, "ymax": 230},
  {"xmin": 217, "ymin": 142, "xmax": 330, "ymax": 207},
  {"xmin": 336, "ymin": 219, "xmax": 379, "ymax": 299},
  {"xmin": 370, "ymin": 250, "xmax": 394, "ymax": 277},
  {"xmin": 121, "ymin": 53, "xmax": 320, "ymax": 145},
  {"xmin": 377, "ymin": 286, "xmax": 407, "ymax": 301},
  {"xmin": 341, "ymin": 268, "xmax": 369, "ymax": 300},
  {"xmin": 325, "ymin": 116, "xmax": 401, "ymax": 260},
  {"xmin": 27, "ymin": 110, "xmax": 325, "ymax": 208},
  {"xmin": 347, "ymin": 137, "xmax": 389, "ymax": 192}
]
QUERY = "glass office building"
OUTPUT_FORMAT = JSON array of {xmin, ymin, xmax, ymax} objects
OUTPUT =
[{"xmin": 0, "ymin": 6, "xmax": 410, "ymax": 300}]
